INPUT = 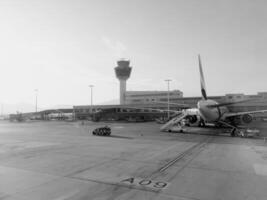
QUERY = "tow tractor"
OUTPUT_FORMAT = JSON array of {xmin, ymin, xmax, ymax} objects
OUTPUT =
[
  {"xmin": 230, "ymin": 127, "xmax": 260, "ymax": 138},
  {"xmin": 168, "ymin": 126, "xmax": 186, "ymax": 133},
  {"xmin": 239, "ymin": 128, "xmax": 260, "ymax": 138},
  {"xmin": 166, "ymin": 121, "xmax": 186, "ymax": 133}
]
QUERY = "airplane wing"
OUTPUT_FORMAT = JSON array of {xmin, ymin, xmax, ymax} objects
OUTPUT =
[
  {"xmin": 223, "ymin": 110, "xmax": 267, "ymax": 118},
  {"xmin": 207, "ymin": 99, "xmax": 252, "ymax": 108}
]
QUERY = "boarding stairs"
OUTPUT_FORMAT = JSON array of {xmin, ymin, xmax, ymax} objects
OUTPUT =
[{"xmin": 160, "ymin": 112, "xmax": 187, "ymax": 131}]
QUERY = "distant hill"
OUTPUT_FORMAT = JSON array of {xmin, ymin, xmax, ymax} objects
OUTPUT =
[
  {"xmin": 3, "ymin": 100, "xmax": 120, "ymax": 115},
  {"xmin": 47, "ymin": 105, "xmax": 74, "ymax": 109},
  {"xmin": 2, "ymin": 103, "xmax": 74, "ymax": 114},
  {"xmin": 2, "ymin": 102, "xmax": 35, "ymax": 114}
]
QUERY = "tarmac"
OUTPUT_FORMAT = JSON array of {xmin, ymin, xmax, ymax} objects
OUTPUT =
[{"xmin": 0, "ymin": 120, "xmax": 267, "ymax": 200}]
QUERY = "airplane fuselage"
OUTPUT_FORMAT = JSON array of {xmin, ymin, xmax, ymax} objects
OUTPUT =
[{"xmin": 197, "ymin": 99, "xmax": 228, "ymax": 122}]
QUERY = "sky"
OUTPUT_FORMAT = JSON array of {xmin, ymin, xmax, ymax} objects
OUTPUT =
[{"xmin": 0, "ymin": 0, "xmax": 267, "ymax": 113}]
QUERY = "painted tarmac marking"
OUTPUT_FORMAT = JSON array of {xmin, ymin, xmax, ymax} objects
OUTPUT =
[
  {"xmin": 120, "ymin": 177, "xmax": 169, "ymax": 190},
  {"xmin": 156, "ymin": 137, "xmax": 212, "ymax": 173},
  {"xmin": 71, "ymin": 176, "xmax": 162, "ymax": 193}
]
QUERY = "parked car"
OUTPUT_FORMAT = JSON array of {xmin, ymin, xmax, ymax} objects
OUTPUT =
[{"xmin": 92, "ymin": 126, "xmax": 111, "ymax": 136}]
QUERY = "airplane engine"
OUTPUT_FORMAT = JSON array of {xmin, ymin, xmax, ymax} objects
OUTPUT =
[
  {"xmin": 187, "ymin": 115, "xmax": 198, "ymax": 124},
  {"xmin": 241, "ymin": 114, "xmax": 253, "ymax": 124}
]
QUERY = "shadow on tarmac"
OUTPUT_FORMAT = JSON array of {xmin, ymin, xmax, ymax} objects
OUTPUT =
[{"xmin": 93, "ymin": 134, "xmax": 134, "ymax": 140}]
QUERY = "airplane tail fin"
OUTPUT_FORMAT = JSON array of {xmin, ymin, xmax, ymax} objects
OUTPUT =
[{"xmin": 198, "ymin": 55, "xmax": 208, "ymax": 100}]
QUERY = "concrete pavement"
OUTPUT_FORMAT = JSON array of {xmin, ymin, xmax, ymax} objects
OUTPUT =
[{"xmin": 0, "ymin": 121, "xmax": 267, "ymax": 200}]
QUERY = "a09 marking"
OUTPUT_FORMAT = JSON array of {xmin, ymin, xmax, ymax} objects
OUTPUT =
[{"xmin": 120, "ymin": 177, "xmax": 168, "ymax": 189}]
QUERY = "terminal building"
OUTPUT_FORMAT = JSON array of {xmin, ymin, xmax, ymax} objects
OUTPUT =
[
  {"xmin": 125, "ymin": 90, "xmax": 183, "ymax": 104},
  {"xmin": 73, "ymin": 59, "xmax": 267, "ymax": 121}
]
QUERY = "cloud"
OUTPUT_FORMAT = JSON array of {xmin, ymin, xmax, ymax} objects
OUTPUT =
[{"xmin": 101, "ymin": 36, "xmax": 127, "ymax": 58}]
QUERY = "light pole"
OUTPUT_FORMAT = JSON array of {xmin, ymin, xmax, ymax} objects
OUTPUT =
[
  {"xmin": 89, "ymin": 85, "xmax": 94, "ymax": 107},
  {"xmin": 165, "ymin": 79, "xmax": 171, "ymax": 119},
  {"xmin": 34, "ymin": 89, "xmax": 38, "ymax": 113}
]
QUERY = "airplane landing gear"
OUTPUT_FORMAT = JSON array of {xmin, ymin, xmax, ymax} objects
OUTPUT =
[
  {"xmin": 231, "ymin": 128, "xmax": 237, "ymax": 137},
  {"xmin": 198, "ymin": 118, "xmax": 206, "ymax": 127}
]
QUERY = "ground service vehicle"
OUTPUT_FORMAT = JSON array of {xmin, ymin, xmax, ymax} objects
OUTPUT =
[{"xmin": 92, "ymin": 126, "xmax": 111, "ymax": 136}]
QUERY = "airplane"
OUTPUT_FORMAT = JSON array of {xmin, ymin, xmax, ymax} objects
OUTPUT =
[{"xmin": 160, "ymin": 55, "xmax": 267, "ymax": 136}]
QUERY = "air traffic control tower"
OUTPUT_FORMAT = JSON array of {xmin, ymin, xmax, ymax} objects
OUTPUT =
[{"xmin": 114, "ymin": 60, "xmax": 132, "ymax": 105}]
